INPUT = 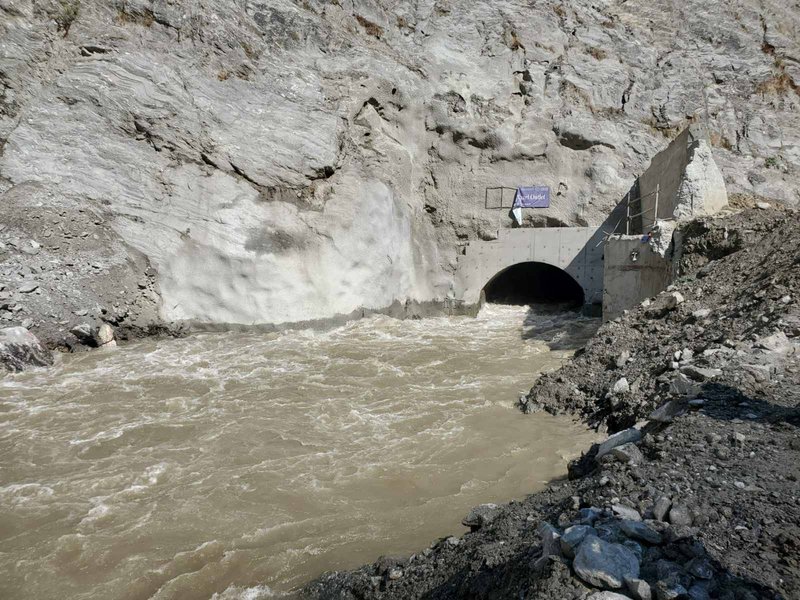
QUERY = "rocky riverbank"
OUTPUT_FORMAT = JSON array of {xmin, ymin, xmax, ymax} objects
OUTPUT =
[{"xmin": 304, "ymin": 207, "xmax": 800, "ymax": 600}]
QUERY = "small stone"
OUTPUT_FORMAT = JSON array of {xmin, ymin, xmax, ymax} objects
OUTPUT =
[
  {"xmin": 612, "ymin": 504, "xmax": 642, "ymax": 522},
  {"xmin": 755, "ymin": 201, "xmax": 770, "ymax": 209},
  {"xmin": 612, "ymin": 377, "xmax": 630, "ymax": 394},
  {"xmin": 691, "ymin": 308, "xmax": 711, "ymax": 320},
  {"xmin": 579, "ymin": 507, "xmax": 603, "ymax": 525},
  {"xmin": 653, "ymin": 496, "xmax": 671, "ymax": 522},
  {"xmin": 665, "ymin": 291, "xmax": 684, "ymax": 310},
  {"xmin": 18, "ymin": 283, "xmax": 39, "ymax": 293},
  {"xmin": 625, "ymin": 576, "xmax": 653, "ymax": 600},
  {"xmin": 615, "ymin": 351, "xmax": 630, "ymax": 368},
  {"xmin": 587, "ymin": 593, "xmax": 634, "ymax": 600},
  {"xmin": 574, "ymin": 535, "xmax": 640, "ymax": 589},
  {"xmin": 445, "ymin": 536, "xmax": 460, "ymax": 546},
  {"xmin": 668, "ymin": 505, "xmax": 693, "ymax": 527},
  {"xmin": 620, "ymin": 520, "xmax": 663, "ymax": 544},
  {"xmin": 387, "ymin": 567, "xmax": 403, "ymax": 580},
  {"xmin": 74, "ymin": 309, "xmax": 89, "ymax": 316},
  {"xmin": 730, "ymin": 432, "xmax": 745, "ymax": 444}
]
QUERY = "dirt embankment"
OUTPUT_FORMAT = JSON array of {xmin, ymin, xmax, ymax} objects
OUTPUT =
[{"xmin": 305, "ymin": 208, "xmax": 800, "ymax": 600}]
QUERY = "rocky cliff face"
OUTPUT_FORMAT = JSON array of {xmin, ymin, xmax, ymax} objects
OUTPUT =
[{"xmin": 1, "ymin": 0, "xmax": 798, "ymax": 334}]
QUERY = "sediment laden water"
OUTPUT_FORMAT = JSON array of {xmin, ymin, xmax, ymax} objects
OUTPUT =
[{"xmin": 0, "ymin": 305, "xmax": 600, "ymax": 599}]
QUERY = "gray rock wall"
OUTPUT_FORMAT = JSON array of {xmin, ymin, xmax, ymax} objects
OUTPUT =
[{"xmin": 1, "ymin": 0, "xmax": 798, "ymax": 331}]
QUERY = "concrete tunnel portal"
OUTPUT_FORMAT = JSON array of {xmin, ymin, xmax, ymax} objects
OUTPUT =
[{"xmin": 481, "ymin": 262, "xmax": 585, "ymax": 307}]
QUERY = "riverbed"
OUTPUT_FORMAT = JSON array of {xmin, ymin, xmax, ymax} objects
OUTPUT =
[{"xmin": 0, "ymin": 305, "xmax": 600, "ymax": 599}]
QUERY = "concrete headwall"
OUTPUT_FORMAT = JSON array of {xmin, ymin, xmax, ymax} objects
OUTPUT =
[
  {"xmin": 454, "ymin": 227, "xmax": 604, "ymax": 307},
  {"xmin": 636, "ymin": 125, "xmax": 728, "ymax": 232},
  {"xmin": 603, "ymin": 236, "xmax": 672, "ymax": 320}
]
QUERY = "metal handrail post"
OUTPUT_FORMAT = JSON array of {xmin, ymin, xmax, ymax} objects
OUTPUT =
[
  {"xmin": 625, "ymin": 192, "xmax": 630, "ymax": 235},
  {"xmin": 654, "ymin": 183, "xmax": 660, "ymax": 227}
]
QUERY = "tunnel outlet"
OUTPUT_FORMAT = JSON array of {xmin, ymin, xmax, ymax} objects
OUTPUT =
[{"xmin": 481, "ymin": 262, "xmax": 585, "ymax": 307}]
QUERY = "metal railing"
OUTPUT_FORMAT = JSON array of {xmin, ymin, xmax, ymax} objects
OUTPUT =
[{"xmin": 624, "ymin": 183, "xmax": 660, "ymax": 235}]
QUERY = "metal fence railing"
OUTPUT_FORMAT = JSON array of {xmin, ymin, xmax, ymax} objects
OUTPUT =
[{"xmin": 624, "ymin": 183, "xmax": 660, "ymax": 235}]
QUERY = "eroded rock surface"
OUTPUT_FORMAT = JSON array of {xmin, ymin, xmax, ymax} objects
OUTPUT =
[{"xmin": 2, "ymin": 0, "xmax": 800, "ymax": 337}]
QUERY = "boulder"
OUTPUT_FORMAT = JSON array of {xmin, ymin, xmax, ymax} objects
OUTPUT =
[
  {"xmin": 560, "ymin": 524, "xmax": 595, "ymax": 558},
  {"xmin": 0, "ymin": 327, "xmax": 54, "ymax": 372},
  {"xmin": 610, "ymin": 443, "xmax": 644, "ymax": 465},
  {"xmin": 95, "ymin": 323, "xmax": 116, "ymax": 346},
  {"xmin": 620, "ymin": 520, "xmax": 663, "ymax": 544},
  {"xmin": 597, "ymin": 428, "xmax": 642, "ymax": 459},
  {"xmin": 573, "ymin": 535, "xmax": 640, "ymax": 589}
]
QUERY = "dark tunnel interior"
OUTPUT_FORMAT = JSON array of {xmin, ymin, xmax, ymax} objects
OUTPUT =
[{"xmin": 481, "ymin": 262, "xmax": 585, "ymax": 307}]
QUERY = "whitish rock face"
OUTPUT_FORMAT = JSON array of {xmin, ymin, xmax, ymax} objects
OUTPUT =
[{"xmin": 1, "ymin": 0, "xmax": 798, "ymax": 326}]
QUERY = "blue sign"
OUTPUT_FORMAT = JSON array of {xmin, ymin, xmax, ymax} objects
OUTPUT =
[{"xmin": 513, "ymin": 186, "xmax": 550, "ymax": 208}]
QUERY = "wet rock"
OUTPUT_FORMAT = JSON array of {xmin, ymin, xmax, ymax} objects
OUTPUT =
[
  {"xmin": 597, "ymin": 428, "xmax": 642, "ymax": 459},
  {"xmin": 573, "ymin": 535, "xmax": 640, "ymax": 589},
  {"xmin": 0, "ymin": 326, "xmax": 54, "ymax": 372},
  {"xmin": 620, "ymin": 520, "xmax": 663, "ymax": 544},
  {"xmin": 560, "ymin": 524, "xmax": 595, "ymax": 558}
]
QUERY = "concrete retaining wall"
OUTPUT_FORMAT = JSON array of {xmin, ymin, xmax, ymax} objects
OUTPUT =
[{"xmin": 603, "ymin": 236, "xmax": 672, "ymax": 320}]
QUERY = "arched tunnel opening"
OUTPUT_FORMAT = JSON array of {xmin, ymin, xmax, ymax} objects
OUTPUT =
[{"xmin": 481, "ymin": 262, "xmax": 585, "ymax": 308}]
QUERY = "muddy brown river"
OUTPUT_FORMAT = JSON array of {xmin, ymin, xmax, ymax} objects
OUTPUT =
[{"xmin": 0, "ymin": 305, "xmax": 600, "ymax": 599}]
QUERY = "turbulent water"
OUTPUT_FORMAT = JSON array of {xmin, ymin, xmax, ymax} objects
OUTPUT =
[{"xmin": 0, "ymin": 305, "xmax": 600, "ymax": 599}]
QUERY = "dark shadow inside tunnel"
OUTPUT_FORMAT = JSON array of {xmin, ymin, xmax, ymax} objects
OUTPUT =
[{"xmin": 481, "ymin": 262, "xmax": 584, "ymax": 307}]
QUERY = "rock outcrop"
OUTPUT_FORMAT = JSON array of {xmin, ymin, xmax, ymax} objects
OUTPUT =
[
  {"xmin": 2, "ymin": 0, "xmax": 800, "ymax": 337},
  {"xmin": 0, "ymin": 326, "xmax": 53, "ymax": 372}
]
